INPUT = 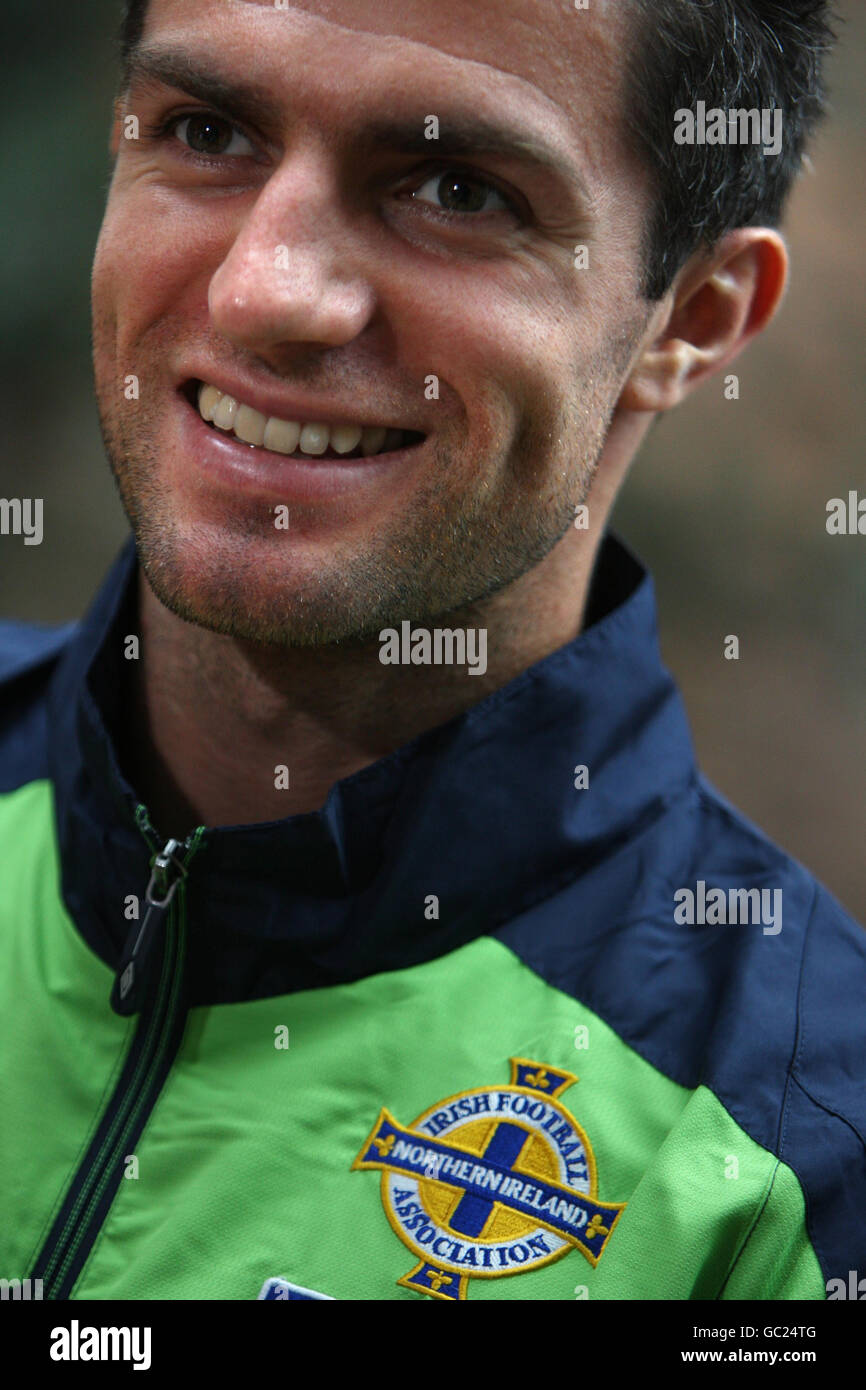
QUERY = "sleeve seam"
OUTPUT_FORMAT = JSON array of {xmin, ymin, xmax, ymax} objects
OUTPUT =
[
  {"xmin": 716, "ymin": 879, "xmax": 819, "ymax": 1299},
  {"xmin": 715, "ymin": 1159, "xmax": 781, "ymax": 1300}
]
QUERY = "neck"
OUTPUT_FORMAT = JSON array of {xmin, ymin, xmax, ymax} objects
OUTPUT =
[{"xmin": 125, "ymin": 524, "xmax": 602, "ymax": 838}]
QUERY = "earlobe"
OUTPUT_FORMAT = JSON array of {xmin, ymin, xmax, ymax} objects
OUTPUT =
[{"xmin": 619, "ymin": 229, "xmax": 789, "ymax": 414}]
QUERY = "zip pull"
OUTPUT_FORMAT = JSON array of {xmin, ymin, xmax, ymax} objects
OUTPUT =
[{"xmin": 110, "ymin": 839, "xmax": 189, "ymax": 1016}]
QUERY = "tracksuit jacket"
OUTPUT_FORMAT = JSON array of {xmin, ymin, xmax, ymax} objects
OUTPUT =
[{"xmin": 1, "ymin": 533, "xmax": 864, "ymax": 1301}]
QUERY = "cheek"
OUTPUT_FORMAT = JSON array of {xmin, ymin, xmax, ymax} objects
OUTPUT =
[
  {"xmin": 396, "ymin": 267, "xmax": 575, "ymax": 451},
  {"xmin": 93, "ymin": 184, "xmax": 235, "ymax": 337},
  {"xmin": 91, "ymin": 219, "xmax": 121, "ymax": 327}
]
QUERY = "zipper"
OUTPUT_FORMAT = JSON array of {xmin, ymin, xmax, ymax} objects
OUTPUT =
[
  {"xmin": 31, "ymin": 808, "xmax": 205, "ymax": 1299},
  {"xmin": 111, "ymin": 834, "xmax": 190, "ymax": 1016}
]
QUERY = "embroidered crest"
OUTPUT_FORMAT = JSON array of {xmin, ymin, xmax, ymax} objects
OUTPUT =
[{"xmin": 352, "ymin": 1057, "xmax": 625, "ymax": 1300}]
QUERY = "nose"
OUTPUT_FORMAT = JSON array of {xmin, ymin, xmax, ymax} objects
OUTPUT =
[{"xmin": 208, "ymin": 154, "xmax": 377, "ymax": 353}]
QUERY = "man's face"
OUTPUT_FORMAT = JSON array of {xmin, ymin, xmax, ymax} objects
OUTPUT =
[{"xmin": 92, "ymin": 0, "xmax": 652, "ymax": 645}]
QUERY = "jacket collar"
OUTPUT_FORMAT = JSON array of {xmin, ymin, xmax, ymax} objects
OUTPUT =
[{"xmin": 48, "ymin": 533, "xmax": 696, "ymax": 1007}]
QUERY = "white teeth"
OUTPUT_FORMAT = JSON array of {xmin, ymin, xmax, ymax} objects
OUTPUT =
[
  {"xmin": 298, "ymin": 423, "xmax": 329, "ymax": 456},
  {"xmin": 195, "ymin": 382, "xmax": 410, "ymax": 458},
  {"xmin": 198, "ymin": 383, "xmax": 222, "ymax": 422},
  {"xmin": 233, "ymin": 404, "xmax": 266, "ymax": 447},
  {"xmin": 329, "ymin": 424, "xmax": 364, "ymax": 455},
  {"xmin": 213, "ymin": 394, "xmax": 239, "ymax": 431},
  {"xmin": 263, "ymin": 417, "xmax": 301, "ymax": 455}
]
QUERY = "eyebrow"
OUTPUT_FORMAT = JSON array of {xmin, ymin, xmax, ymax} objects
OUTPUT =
[
  {"xmin": 124, "ymin": 47, "xmax": 595, "ymax": 211},
  {"xmin": 359, "ymin": 117, "xmax": 595, "ymax": 210},
  {"xmin": 124, "ymin": 49, "xmax": 284, "ymax": 130}
]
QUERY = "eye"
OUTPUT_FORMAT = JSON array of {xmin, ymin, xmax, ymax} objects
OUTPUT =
[
  {"xmin": 411, "ymin": 169, "xmax": 515, "ymax": 216},
  {"xmin": 172, "ymin": 113, "xmax": 255, "ymax": 158}
]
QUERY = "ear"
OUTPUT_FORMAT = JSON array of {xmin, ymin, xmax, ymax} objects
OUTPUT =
[{"xmin": 620, "ymin": 228, "xmax": 789, "ymax": 413}]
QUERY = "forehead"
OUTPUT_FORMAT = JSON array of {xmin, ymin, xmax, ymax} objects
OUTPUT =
[{"xmin": 141, "ymin": 0, "xmax": 633, "ymax": 183}]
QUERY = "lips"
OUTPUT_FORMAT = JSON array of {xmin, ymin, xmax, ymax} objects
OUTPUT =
[
  {"xmin": 172, "ymin": 376, "xmax": 430, "ymax": 507},
  {"xmin": 192, "ymin": 380, "xmax": 425, "ymax": 462}
]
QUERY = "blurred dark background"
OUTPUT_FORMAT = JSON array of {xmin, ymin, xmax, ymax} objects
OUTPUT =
[{"xmin": 1, "ymin": 1, "xmax": 863, "ymax": 918}]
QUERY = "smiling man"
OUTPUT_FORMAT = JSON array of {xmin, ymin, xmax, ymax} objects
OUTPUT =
[{"xmin": 1, "ymin": 0, "xmax": 863, "ymax": 1304}]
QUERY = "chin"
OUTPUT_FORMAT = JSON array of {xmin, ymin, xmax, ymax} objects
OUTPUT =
[{"xmin": 136, "ymin": 519, "xmax": 396, "ymax": 648}]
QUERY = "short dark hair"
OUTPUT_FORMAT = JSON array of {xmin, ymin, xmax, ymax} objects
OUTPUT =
[
  {"xmin": 118, "ymin": 0, "xmax": 836, "ymax": 300},
  {"xmin": 628, "ymin": 1, "xmax": 836, "ymax": 298}
]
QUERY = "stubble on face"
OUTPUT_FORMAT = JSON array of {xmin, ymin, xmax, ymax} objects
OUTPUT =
[
  {"xmin": 93, "ymin": 0, "xmax": 650, "ymax": 652},
  {"xmin": 93, "ymin": 307, "xmax": 634, "ymax": 649}
]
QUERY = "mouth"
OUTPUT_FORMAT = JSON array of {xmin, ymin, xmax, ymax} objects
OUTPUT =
[{"xmin": 183, "ymin": 380, "xmax": 426, "ymax": 463}]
